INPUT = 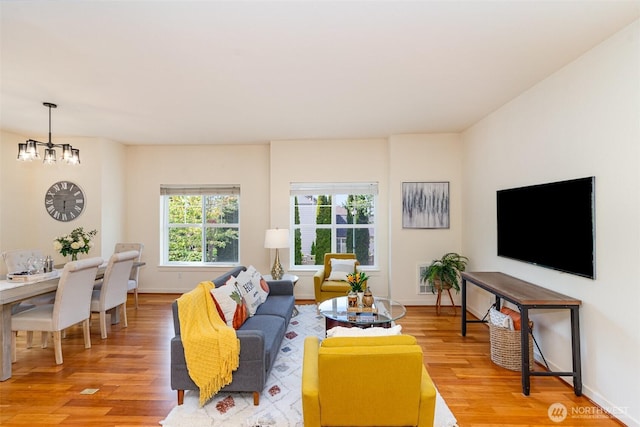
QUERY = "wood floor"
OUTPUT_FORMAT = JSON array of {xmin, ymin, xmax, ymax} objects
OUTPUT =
[{"xmin": 0, "ymin": 294, "xmax": 623, "ymax": 426}]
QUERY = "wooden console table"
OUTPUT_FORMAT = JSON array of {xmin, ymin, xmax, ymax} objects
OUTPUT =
[{"xmin": 461, "ymin": 271, "xmax": 582, "ymax": 396}]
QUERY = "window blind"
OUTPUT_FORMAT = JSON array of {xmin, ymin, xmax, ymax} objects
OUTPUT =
[
  {"xmin": 290, "ymin": 182, "xmax": 378, "ymax": 196},
  {"xmin": 160, "ymin": 184, "xmax": 240, "ymax": 196}
]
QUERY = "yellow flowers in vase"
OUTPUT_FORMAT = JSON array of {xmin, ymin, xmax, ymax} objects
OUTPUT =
[{"xmin": 345, "ymin": 271, "xmax": 368, "ymax": 293}]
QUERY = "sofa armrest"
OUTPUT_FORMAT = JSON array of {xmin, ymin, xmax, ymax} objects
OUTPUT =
[
  {"xmin": 302, "ymin": 336, "xmax": 321, "ymax": 427},
  {"xmin": 172, "ymin": 301, "xmax": 181, "ymax": 335},
  {"xmin": 265, "ymin": 279, "xmax": 294, "ymax": 296},
  {"xmin": 313, "ymin": 268, "xmax": 326, "ymax": 300}
]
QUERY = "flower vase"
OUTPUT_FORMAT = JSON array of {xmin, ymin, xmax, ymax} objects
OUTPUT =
[
  {"xmin": 357, "ymin": 291, "xmax": 364, "ymax": 307},
  {"xmin": 347, "ymin": 290, "xmax": 358, "ymax": 308},
  {"xmin": 71, "ymin": 253, "xmax": 78, "ymax": 261},
  {"xmin": 362, "ymin": 287, "xmax": 374, "ymax": 308}
]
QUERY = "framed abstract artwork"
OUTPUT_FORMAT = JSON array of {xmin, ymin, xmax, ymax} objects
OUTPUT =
[{"xmin": 402, "ymin": 182, "xmax": 450, "ymax": 229}]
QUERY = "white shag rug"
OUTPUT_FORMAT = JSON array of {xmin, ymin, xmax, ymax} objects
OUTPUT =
[{"xmin": 161, "ymin": 304, "xmax": 458, "ymax": 427}]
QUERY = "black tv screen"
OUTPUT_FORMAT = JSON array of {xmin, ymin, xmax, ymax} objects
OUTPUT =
[{"xmin": 496, "ymin": 177, "xmax": 595, "ymax": 279}]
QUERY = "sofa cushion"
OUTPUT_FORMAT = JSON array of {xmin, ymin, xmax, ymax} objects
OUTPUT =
[
  {"xmin": 327, "ymin": 258, "xmax": 357, "ymax": 281},
  {"xmin": 320, "ymin": 280, "xmax": 351, "ymax": 293},
  {"xmin": 254, "ymin": 294, "xmax": 295, "ymax": 320},
  {"xmin": 239, "ymin": 314, "xmax": 286, "ymax": 371}
]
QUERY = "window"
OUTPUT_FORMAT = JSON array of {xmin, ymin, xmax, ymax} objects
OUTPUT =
[
  {"xmin": 290, "ymin": 182, "xmax": 377, "ymax": 267},
  {"xmin": 161, "ymin": 185, "xmax": 240, "ymax": 265}
]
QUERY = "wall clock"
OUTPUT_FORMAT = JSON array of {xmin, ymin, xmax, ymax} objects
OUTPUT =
[{"xmin": 44, "ymin": 180, "xmax": 86, "ymax": 222}]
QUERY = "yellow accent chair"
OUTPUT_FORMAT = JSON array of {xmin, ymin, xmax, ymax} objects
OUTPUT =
[
  {"xmin": 313, "ymin": 253, "xmax": 365, "ymax": 303},
  {"xmin": 302, "ymin": 335, "xmax": 437, "ymax": 427}
]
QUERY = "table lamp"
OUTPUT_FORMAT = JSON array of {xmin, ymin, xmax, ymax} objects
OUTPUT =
[{"xmin": 264, "ymin": 228, "xmax": 289, "ymax": 280}]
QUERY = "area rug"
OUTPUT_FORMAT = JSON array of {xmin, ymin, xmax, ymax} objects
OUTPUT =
[{"xmin": 160, "ymin": 304, "xmax": 458, "ymax": 427}]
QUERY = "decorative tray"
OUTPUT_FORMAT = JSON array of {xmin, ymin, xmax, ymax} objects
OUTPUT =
[
  {"xmin": 347, "ymin": 306, "xmax": 377, "ymax": 313},
  {"xmin": 7, "ymin": 270, "xmax": 59, "ymax": 283}
]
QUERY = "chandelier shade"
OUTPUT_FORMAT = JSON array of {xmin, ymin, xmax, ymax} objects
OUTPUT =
[{"xmin": 16, "ymin": 102, "xmax": 80, "ymax": 165}]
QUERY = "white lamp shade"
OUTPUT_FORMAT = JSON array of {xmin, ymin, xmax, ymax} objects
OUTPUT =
[{"xmin": 264, "ymin": 228, "xmax": 290, "ymax": 249}]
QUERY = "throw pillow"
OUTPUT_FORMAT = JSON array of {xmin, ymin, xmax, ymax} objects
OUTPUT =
[
  {"xmin": 489, "ymin": 307, "xmax": 513, "ymax": 330},
  {"xmin": 327, "ymin": 258, "xmax": 357, "ymax": 281},
  {"xmin": 500, "ymin": 307, "xmax": 522, "ymax": 330},
  {"xmin": 210, "ymin": 282, "xmax": 248, "ymax": 329},
  {"xmin": 246, "ymin": 265, "xmax": 270, "ymax": 303},
  {"xmin": 326, "ymin": 325, "xmax": 402, "ymax": 337},
  {"xmin": 235, "ymin": 270, "xmax": 263, "ymax": 316}
]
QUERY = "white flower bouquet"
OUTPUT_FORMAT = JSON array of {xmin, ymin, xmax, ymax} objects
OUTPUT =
[{"xmin": 53, "ymin": 227, "xmax": 97, "ymax": 260}]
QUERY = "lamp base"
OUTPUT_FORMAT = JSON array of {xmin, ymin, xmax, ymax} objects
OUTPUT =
[{"xmin": 271, "ymin": 249, "xmax": 284, "ymax": 280}]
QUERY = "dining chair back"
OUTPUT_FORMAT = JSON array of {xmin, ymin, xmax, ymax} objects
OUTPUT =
[
  {"xmin": 114, "ymin": 243, "xmax": 144, "ymax": 308},
  {"xmin": 2, "ymin": 248, "xmax": 44, "ymax": 274},
  {"xmin": 91, "ymin": 250, "xmax": 138, "ymax": 339},
  {"xmin": 11, "ymin": 257, "xmax": 103, "ymax": 365},
  {"xmin": 2, "ymin": 248, "xmax": 54, "ymax": 314}
]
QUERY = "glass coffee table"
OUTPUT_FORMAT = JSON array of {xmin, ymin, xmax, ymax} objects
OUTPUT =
[{"xmin": 318, "ymin": 296, "xmax": 406, "ymax": 331}]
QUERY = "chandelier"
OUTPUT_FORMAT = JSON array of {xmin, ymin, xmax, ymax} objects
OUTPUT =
[{"xmin": 17, "ymin": 102, "xmax": 80, "ymax": 165}]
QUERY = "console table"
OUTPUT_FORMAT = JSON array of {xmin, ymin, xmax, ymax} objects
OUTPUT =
[{"xmin": 461, "ymin": 271, "xmax": 582, "ymax": 396}]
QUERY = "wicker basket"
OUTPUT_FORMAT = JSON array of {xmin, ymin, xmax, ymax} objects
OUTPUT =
[{"xmin": 489, "ymin": 322, "xmax": 534, "ymax": 371}]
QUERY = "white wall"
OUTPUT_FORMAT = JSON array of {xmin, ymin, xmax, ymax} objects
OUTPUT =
[
  {"xmin": 388, "ymin": 134, "xmax": 464, "ymax": 305},
  {"xmin": 0, "ymin": 131, "xmax": 122, "ymax": 272},
  {"xmin": 123, "ymin": 144, "xmax": 272, "ymax": 293},
  {"xmin": 461, "ymin": 21, "xmax": 639, "ymax": 426}
]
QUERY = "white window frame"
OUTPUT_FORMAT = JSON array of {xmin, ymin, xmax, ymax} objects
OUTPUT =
[
  {"xmin": 290, "ymin": 182, "xmax": 378, "ymax": 270},
  {"xmin": 160, "ymin": 184, "xmax": 240, "ymax": 267}
]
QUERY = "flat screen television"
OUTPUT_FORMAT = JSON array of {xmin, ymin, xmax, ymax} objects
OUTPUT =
[{"xmin": 496, "ymin": 177, "xmax": 595, "ymax": 279}]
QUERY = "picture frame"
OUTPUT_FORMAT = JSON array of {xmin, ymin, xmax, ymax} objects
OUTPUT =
[{"xmin": 402, "ymin": 182, "xmax": 450, "ymax": 229}]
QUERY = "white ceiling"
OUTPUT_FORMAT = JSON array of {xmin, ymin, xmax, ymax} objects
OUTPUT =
[{"xmin": 1, "ymin": 1, "xmax": 638, "ymax": 146}]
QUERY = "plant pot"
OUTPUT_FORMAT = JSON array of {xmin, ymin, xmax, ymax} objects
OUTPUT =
[{"xmin": 432, "ymin": 279, "xmax": 453, "ymax": 291}]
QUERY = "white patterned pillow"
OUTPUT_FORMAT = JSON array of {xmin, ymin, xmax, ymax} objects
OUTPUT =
[
  {"xmin": 326, "ymin": 325, "xmax": 402, "ymax": 337},
  {"xmin": 246, "ymin": 265, "xmax": 269, "ymax": 303},
  {"xmin": 327, "ymin": 258, "xmax": 357, "ymax": 281},
  {"xmin": 489, "ymin": 307, "xmax": 514, "ymax": 330},
  {"xmin": 210, "ymin": 282, "xmax": 247, "ymax": 329},
  {"xmin": 235, "ymin": 270, "xmax": 263, "ymax": 316}
]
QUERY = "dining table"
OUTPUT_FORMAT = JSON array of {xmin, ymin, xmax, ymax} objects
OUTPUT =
[{"xmin": 0, "ymin": 261, "xmax": 145, "ymax": 381}]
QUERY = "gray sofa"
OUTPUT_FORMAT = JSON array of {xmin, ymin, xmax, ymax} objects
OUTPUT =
[{"xmin": 170, "ymin": 266, "xmax": 295, "ymax": 405}]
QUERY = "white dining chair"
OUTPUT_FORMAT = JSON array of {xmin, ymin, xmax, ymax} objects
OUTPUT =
[
  {"xmin": 91, "ymin": 250, "xmax": 138, "ymax": 339},
  {"xmin": 11, "ymin": 257, "xmax": 103, "ymax": 365},
  {"xmin": 114, "ymin": 243, "xmax": 144, "ymax": 308}
]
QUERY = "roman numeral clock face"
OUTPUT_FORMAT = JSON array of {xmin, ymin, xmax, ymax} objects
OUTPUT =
[{"xmin": 44, "ymin": 181, "xmax": 86, "ymax": 222}]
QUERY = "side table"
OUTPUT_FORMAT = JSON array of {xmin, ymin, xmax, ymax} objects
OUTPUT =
[{"xmin": 263, "ymin": 273, "xmax": 299, "ymax": 317}]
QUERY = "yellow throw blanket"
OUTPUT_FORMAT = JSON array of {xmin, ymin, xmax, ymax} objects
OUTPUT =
[{"xmin": 177, "ymin": 281, "xmax": 240, "ymax": 406}]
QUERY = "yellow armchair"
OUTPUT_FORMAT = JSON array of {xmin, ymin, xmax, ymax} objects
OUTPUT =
[
  {"xmin": 302, "ymin": 335, "xmax": 436, "ymax": 427},
  {"xmin": 313, "ymin": 253, "xmax": 366, "ymax": 303}
]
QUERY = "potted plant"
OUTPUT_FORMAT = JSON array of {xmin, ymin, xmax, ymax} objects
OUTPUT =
[{"xmin": 420, "ymin": 252, "xmax": 469, "ymax": 294}]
